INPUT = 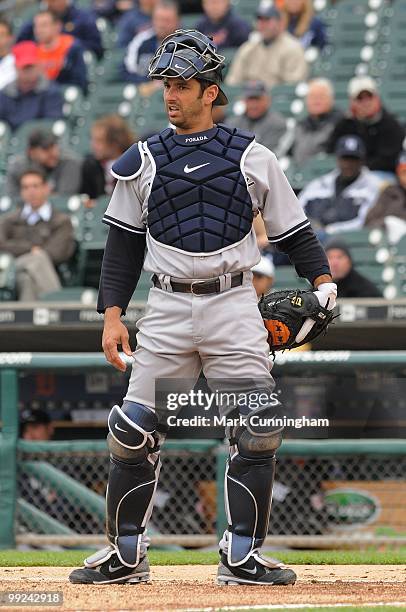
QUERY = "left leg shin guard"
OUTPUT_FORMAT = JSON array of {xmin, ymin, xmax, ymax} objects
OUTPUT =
[{"xmin": 222, "ymin": 404, "xmax": 284, "ymax": 566}]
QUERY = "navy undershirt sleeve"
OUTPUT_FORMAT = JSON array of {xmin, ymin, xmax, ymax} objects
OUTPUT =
[
  {"xmin": 276, "ymin": 226, "xmax": 331, "ymax": 286},
  {"xmin": 97, "ymin": 226, "xmax": 146, "ymax": 315}
]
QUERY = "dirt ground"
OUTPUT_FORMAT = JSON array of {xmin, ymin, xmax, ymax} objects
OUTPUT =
[{"xmin": 0, "ymin": 565, "xmax": 405, "ymax": 611}]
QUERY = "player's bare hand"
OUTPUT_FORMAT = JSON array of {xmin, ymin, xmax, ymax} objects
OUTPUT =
[{"xmin": 102, "ymin": 307, "xmax": 133, "ymax": 372}]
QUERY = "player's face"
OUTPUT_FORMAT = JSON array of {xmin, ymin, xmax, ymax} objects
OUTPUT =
[
  {"xmin": 163, "ymin": 77, "xmax": 217, "ymax": 130},
  {"xmin": 396, "ymin": 166, "xmax": 406, "ymax": 189},
  {"xmin": 20, "ymin": 173, "xmax": 51, "ymax": 208},
  {"xmin": 327, "ymin": 248, "xmax": 352, "ymax": 280}
]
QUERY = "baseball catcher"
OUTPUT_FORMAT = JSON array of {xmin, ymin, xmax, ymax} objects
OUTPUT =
[{"xmin": 69, "ymin": 28, "xmax": 337, "ymax": 587}]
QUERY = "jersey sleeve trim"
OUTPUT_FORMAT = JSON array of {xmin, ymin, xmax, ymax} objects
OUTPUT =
[
  {"xmin": 103, "ymin": 214, "xmax": 147, "ymax": 234},
  {"xmin": 268, "ymin": 219, "xmax": 310, "ymax": 243}
]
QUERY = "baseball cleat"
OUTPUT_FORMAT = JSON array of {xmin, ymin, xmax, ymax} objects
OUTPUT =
[
  {"xmin": 69, "ymin": 545, "xmax": 150, "ymax": 585},
  {"xmin": 217, "ymin": 551, "xmax": 296, "ymax": 586}
]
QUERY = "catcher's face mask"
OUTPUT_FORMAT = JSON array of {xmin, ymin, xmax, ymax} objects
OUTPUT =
[{"xmin": 148, "ymin": 29, "xmax": 228, "ymax": 106}]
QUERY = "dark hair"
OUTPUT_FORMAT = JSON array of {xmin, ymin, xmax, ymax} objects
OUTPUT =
[
  {"xmin": 0, "ymin": 18, "xmax": 12, "ymax": 35},
  {"xmin": 19, "ymin": 166, "xmax": 48, "ymax": 186},
  {"xmin": 92, "ymin": 115, "xmax": 135, "ymax": 153},
  {"xmin": 28, "ymin": 129, "xmax": 58, "ymax": 150},
  {"xmin": 197, "ymin": 78, "xmax": 218, "ymax": 101}
]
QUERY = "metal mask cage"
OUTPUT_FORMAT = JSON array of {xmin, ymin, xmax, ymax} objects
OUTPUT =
[{"xmin": 148, "ymin": 29, "xmax": 226, "ymax": 81}]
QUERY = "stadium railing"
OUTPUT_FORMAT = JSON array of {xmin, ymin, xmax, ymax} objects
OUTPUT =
[{"xmin": 1, "ymin": 352, "xmax": 406, "ymax": 550}]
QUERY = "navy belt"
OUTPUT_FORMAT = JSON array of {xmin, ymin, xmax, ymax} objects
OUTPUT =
[{"xmin": 152, "ymin": 272, "xmax": 243, "ymax": 295}]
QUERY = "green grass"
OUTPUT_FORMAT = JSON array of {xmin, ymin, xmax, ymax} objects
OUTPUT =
[{"xmin": 1, "ymin": 548, "xmax": 406, "ymax": 567}]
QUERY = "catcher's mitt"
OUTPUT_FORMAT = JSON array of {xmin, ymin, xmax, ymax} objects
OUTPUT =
[{"xmin": 258, "ymin": 289, "xmax": 335, "ymax": 351}]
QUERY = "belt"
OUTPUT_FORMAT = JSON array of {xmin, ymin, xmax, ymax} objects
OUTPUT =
[{"xmin": 152, "ymin": 272, "xmax": 244, "ymax": 295}]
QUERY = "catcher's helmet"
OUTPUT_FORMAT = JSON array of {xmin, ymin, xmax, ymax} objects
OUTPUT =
[{"xmin": 148, "ymin": 29, "xmax": 228, "ymax": 106}]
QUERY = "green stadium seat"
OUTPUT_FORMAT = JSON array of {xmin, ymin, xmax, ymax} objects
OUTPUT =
[
  {"xmin": 287, "ymin": 153, "xmax": 336, "ymax": 192},
  {"xmin": 181, "ymin": 13, "xmax": 201, "ymax": 29},
  {"xmin": 337, "ymin": 229, "xmax": 373, "ymax": 247},
  {"xmin": 272, "ymin": 266, "xmax": 310, "ymax": 291},
  {"xmin": 8, "ymin": 120, "xmax": 70, "ymax": 157},
  {"xmin": 349, "ymin": 245, "xmax": 379, "ymax": 265},
  {"xmin": 130, "ymin": 90, "xmax": 170, "ymax": 136},
  {"xmin": 95, "ymin": 48, "xmax": 126, "ymax": 84}
]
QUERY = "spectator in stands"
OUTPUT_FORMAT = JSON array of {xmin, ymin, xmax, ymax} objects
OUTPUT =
[
  {"xmin": 325, "ymin": 239, "xmax": 382, "ymax": 298},
  {"xmin": 290, "ymin": 78, "xmax": 343, "ymax": 165},
  {"xmin": 226, "ymin": 4, "xmax": 308, "ymax": 89},
  {"xmin": 252, "ymin": 256, "xmax": 275, "ymax": 297},
  {"xmin": 17, "ymin": 0, "xmax": 103, "ymax": 60},
  {"xmin": 0, "ymin": 168, "xmax": 75, "ymax": 301},
  {"xmin": 33, "ymin": 10, "xmax": 88, "ymax": 94},
  {"xmin": 195, "ymin": 0, "xmax": 251, "ymax": 50},
  {"xmin": 123, "ymin": 0, "xmax": 180, "ymax": 87},
  {"xmin": 281, "ymin": 0, "xmax": 327, "ymax": 50},
  {"xmin": 0, "ymin": 42, "xmax": 64, "ymax": 131},
  {"xmin": 365, "ymin": 152, "xmax": 406, "ymax": 228},
  {"xmin": 6, "ymin": 128, "xmax": 82, "ymax": 200},
  {"xmin": 117, "ymin": 0, "xmax": 157, "ymax": 48},
  {"xmin": 228, "ymin": 81, "xmax": 287, "ymax": 154},
  {"xmin": 0, "ymin": 19, "xmax": 16, "ymax": 91},
  {"xmin": 327, "ymin": 76, "xmax": 405, "ymax": 175},
  {"xmin": 80, "ymin": 115, "xmax": 135, "ymax": 200},
  {"xmin": 92, "ymin": 0, "xmax": 135, "ymax": 23},
  {"xmin": 299, "ymin": 135, "xmax": 382, "ymax": 234},
  {"xmin": 20, "ymin": 408, "xmax": 54, "ymax": 440}
]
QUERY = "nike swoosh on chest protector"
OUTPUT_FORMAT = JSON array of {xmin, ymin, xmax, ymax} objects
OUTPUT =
[{"xmin": 184, "ymin": 163, "xmax": 210, "ymax": 173}]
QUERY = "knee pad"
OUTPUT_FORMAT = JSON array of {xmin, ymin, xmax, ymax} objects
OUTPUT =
[
  {"xmin": 108, "ymin": 400, "xmax": 158, "ymax": 461},
  {"xmin": 232, "ymin": 402, "xmax": 284, "ymax": 460}
]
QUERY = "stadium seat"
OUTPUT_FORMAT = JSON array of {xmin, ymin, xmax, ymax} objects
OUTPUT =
[
  {"xmin": 131, "ymin": 90, "xmax": 170, "ymax": 136},
  {"xmin": 271, "ymin": 266, "xmax": 310, "ymax": 291},
  {"xmin": 8, "ymin": 120, "xmax": 70, "ymax": 157},
  {"xmin": 94, "ymin": 48, "xmax": 126, "ymax": 84},
  {"xmin": 286, "ymin": 153, "xmax": 336, "ymax": 192}
]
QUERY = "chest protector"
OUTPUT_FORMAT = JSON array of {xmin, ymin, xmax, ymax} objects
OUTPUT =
[{"xmin": 146, "ymin": 124, "xmax": 255, "ymax": 253}]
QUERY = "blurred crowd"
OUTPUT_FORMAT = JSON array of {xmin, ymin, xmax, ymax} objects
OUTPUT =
[{"xmin": 0, "ymin": 0, "xmax": 405, "ymax": 301}]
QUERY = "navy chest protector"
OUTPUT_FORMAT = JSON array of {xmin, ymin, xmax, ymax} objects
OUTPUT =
[{"xmin": 146, "ymin": 124, "xmax": 255, "ymax": 253}]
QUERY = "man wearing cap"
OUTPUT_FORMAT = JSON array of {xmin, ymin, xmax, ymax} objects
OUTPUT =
[
  {"xmin": 226, "ymin": 4, "xmax": 308, "ymax": 89},
  {"xmin": 20, "ymin": 408, "xmax": 54, "ymax": 440},
  {"xmin": 228, "ymin": 81, "xmax": 287, "ymax": 155},
  {"xmin": 0, "ymin": 19, "xmax": 16, "ymax": 91},
  {"xmin": 327, "ymin": 76, "xmax": 404, "ymax": 175},
  {"xmin": 365, "ymin": 151, "xmax": 406, "ymax": 228},
  {"xmin": 299, "ymin": 135, "xmax": 382, "ymax": 234},
  {"xmin": 6, "ymin": 127, "xmax": 82, "ymax": 200},
  {"xmin": 325, "ymin": 239, "xmax": 382, "ymax": 298},
  {"xmin": 0, "ymin": 41, "xmax": 63, "ymax": 131}
]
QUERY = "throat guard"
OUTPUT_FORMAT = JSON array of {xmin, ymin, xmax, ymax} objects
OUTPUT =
[{"xmin": 146, "ymin": 124, "xmax": 255, "ymax": 254}]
